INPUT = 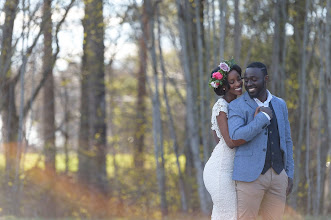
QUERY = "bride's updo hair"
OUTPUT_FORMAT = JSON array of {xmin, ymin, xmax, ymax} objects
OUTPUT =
[{"xmin": 211, "ymin": 64, "xmax": 242, "ymax": 96}]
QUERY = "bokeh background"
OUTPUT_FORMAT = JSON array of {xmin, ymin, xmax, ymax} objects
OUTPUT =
[{"xmin": 0, "ymin": 0, "xmax": 330, "ymax": 219}]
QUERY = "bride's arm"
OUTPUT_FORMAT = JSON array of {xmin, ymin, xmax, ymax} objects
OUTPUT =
[
  {"xmin": 212, "ymin": 130, "xmax": 220, "ymax": 143},
  {"xmin": 216, "ymin": 112, "xmax": 246, "ymax": 149}
]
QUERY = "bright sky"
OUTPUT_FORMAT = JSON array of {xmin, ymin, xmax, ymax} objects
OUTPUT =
[
  {"xmin": 0, "ymin": 0, "xmax": 137, "ymax": 71},
  {"xmin": 0, "ymin": 0, "xmax": 139, "ymax": 146}
]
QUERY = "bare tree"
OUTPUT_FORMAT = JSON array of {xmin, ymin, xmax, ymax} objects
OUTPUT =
[
  {"xmin": 218, "ymin": 0, "xmax": 227, "ymax": 60},
  {"xmin": 0, "ymin": 0, "xmax": 75, "ymax": 214},
  {"xmin": 0, "ymin": 0, "xmax": 20, "ymax": 214},
  {"xmin": 194, "ymin": 0, "xmax": 208, "ymax": 165},
  {"xmin": 157, "ymin": 7, "xmax": 188, "ymax": 212},
  {"xmin": 133, "ymin": 0, "xmax": 148, "ymax": 169},
  {"xmin": 314, "ymin": 22, "xmax": 325, "ymax": 215},
  {"xmin": 270, "ymin": 0, "xmax": 287, "ymax": 96},
  {"xmin": 291, "ymin": 0, "xmax": 310, "ymax": 209},
  {"xmin": 234, "ymin": 0, "xmax": 241, "ymax": 63},
  {"xmin": 212, "ymin": 0, "xmax": 217, "ymax": 65},
  {"xmin": 146, "ymin": 0, "xmax": 168, "ymax": 215},
  {"xmin": 42, "ymin": 0, "xmax": 56, "ymax": 216},
  {"xmin": 176, "ymin": 0, "xmax": 210, "ymax": 214},
  {"xmin": 325, "ymin": 0, "xmax": 331, "ymax": 213}
]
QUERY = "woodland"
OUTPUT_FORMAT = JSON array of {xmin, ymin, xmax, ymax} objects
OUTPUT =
[{"xmin": 0, "ymin": 0, "xmax": 330, "ymax": 219}]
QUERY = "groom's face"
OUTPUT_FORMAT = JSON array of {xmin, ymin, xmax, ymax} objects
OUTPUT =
[{"xmin": 244, "ymin": 67, "xmax": 267, "ymax": 99}]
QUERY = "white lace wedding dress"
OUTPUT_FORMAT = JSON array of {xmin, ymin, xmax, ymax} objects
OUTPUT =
[{"xmin": 203, "ymin": 97, "xmax": 237, "ymax": 220}]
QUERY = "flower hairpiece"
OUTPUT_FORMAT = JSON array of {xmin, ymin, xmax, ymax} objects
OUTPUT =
[{"xmin": 209, "ymin": 58, "xmax": 235, "ymax": 89}]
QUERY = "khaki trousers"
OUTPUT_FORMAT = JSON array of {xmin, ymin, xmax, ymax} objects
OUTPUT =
[{"xmin": 236, "ymin": 168, "xmax": 288, "ymax": 220}]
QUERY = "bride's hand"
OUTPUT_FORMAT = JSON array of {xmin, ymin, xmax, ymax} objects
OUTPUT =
[{"xmin": 254, "ymin": 107, "xmax": 261, "ymax": 117}]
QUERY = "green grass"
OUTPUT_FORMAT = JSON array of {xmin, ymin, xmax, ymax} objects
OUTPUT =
[
  {"xmin": 0, "ymin": 153, "xmax": 186, "ymax": 177},
  {"xmin": 0, "ymin": 154, "xmax": 329, "ymax": 220}
]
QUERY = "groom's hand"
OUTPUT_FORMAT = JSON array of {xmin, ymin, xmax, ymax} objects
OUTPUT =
[
  {"xmin": 254, "ymin": 107, "xmax": 261, "ymax": 117},
  {"xmin": 286, "ymin": 177, "xmax": 293, "ymax": 196},
  {"xmin": 260, "ymin": 107, "xmax": 273, "ymax": 119}
]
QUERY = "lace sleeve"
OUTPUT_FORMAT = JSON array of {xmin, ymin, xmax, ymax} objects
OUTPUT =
[{"xmin": 211, "ymin": 98, "xmax": 228, "ymax": 138}]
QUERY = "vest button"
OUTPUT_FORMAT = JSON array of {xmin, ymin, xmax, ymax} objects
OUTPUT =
[{"xmin": 263, "ymin": 148, "xmax": 266, "ymax": 152}]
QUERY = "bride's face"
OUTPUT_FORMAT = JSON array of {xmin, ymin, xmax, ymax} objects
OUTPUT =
[{"xmin": 226, "ymin": 70, "xmax": 243, "ymax": 96}]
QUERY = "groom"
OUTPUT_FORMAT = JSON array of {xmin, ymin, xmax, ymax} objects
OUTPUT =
[{"xmin": 228, "ymin": 62, "xmax": 294, "ymax": 220}]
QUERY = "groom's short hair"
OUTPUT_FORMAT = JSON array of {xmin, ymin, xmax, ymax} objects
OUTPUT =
[{"xmin": 247, "ymin": 62, "xmax": 268, "ymax": 76}]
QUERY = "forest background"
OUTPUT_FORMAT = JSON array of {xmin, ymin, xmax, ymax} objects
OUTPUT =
[{"xmin": 0, "ymin": 0, "xmax": 330, "ymax": 219}]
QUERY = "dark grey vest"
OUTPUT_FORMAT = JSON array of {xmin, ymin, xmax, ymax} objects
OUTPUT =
[{"xmin": 261, "ymin": 102, "xmax": 284, "ymax": 174}]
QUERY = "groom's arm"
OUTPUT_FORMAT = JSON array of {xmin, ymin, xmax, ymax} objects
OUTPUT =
[
  {"xmin": 283, "ymin": 101, "xmax": 294, "ymax": 179},
  {"xmin": 280, "ymin": 99, "xmax": 294, "ymax": 195},
  {"xmin": 228, "ymin": 104, "xmax": 271, "ymax": 142}
]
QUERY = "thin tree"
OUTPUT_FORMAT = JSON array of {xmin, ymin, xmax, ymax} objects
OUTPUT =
[
  {"xmin": 270, "ymin": 0, "xmax": 287, "ymax": 96},
  {"xmin": 212, "ymin": 0, "xmax": 217, "ymax": 65},
  {"xmin": 218, "ymin": 0, "xmax": 227, "ymax": 60},
  {"xmin": 305, "ymin": 91, "xmax": 311, "ymax": 214},
  {"xmin": 147, "ymin": 0, "xmax": 168, "ymax": 215},
  {"xmin": 133, "ymin": 0, "xmax": 148, "ymax": 169},
  {"xmin": 194, "ymin": 0, "xmax": 208, "ymax": 164},
  {"xmin": 42, "ymin": 0, "xmax": 57, "ymax": 216},
  {"xmin": 314, "ymin": 23, "xmax": 324, "ymax": 215},
  {"xmin": 157, "ymin": 7, "xmax": 188, "ymax": 212},
  {"xmin": 291, "ymin": 0, "xmax": 310, "ymax": 209},
  {"xmin": 325, "ymin": 0, "xmax": 331, "ymax": 212},
  {"xmin": 176, "ymin": 0, "xmax": 209, "ymax": 214},
  {"xmin": 234, "ymin": 0, "xmax": 241, "ymax": 63}
]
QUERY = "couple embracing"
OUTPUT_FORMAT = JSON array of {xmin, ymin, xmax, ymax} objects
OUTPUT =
[{"xmin": 203, "ymin": 60, "xmax": 294, "ymax": 220}]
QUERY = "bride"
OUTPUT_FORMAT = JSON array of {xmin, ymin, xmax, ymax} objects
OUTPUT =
[{"xmin": 203, "ymin": 60, "xmax": 258, "ymax": 220}]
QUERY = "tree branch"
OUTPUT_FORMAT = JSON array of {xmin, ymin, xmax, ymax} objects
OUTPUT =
[{"xmin": 23, "ymin": 0, "xmax": 76, "ymax": 118}]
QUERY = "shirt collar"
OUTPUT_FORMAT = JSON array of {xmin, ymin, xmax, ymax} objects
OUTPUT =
[{"xmin": 254, "ymin": 90, "xmax": 273, "ymax": 107}]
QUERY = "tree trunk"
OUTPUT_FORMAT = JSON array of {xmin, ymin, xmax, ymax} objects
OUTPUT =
[
  {"xmin": 78, "ymin": 34, "xmax": 90, "ymax": 184},
  {"xmin": 234, "ymin": 0, "xmax": 241, "ymax": 63},
  {"xmin": 194, "ymin": 0, "xmax": 208, "ymax": 165},
  {"xmin": 176, "ymin": 0, "xmax": 209, "ymax": 214},
  {"xmin": 63, "ymin": 84, "xmax": 70, "ymax": 174},
  {"xmin": 325, "ymin": 0, "xmax": 331, "ymax": 213},
  {"xmin": 218, "ymin": 0, "xmax": 227, "ymax": 60},
  {"xmin": 291, "ymin": 0, "xmax": 310, "ymax": 210},
  {"xmin": 204, "ymin": 0, "xmax": 213, "ymax": 164},
  {"xmin": 145, "ymin": 1, "xmax": 168, "ymax": 216},
  {"xmin": 305, "ymin": 95, "xmax": 311, "ymax": 214},
  {"xmin": 134, "ymin": 1, "xmax": 148, "ymax": 169},
  {"xmin": 271, "ymin": 0, "xmax": 287, "ymax": 96},
  {"xmin": 0, "ymin": 0, "xmax": 20, "ymax": 215},
  {"xmin": 279, "ymin": 0, "xmax": 287, "ymax": 99},
  {"xmin": 86, "ymin": 0, "xmax": 107, "ymax": 194},
  {"xmin": 0, "ymin": 0, "xmax": 74, "ymax": 214},
  {"xmin": 270, "ymin": 0, "xmax": 281, "ymax": 95},
  {"xmin": 42, "ymin": 0, "xmax": 57, "ymax": 216},
  {"xmin": 157, "ymin": 11, "xmax": 188, "ymax": 212},
  {"xmin": 43, "ymin": 0, "xmax": 56, "ymax": 173},
  {"xmin": 212, "ymin": 0, "xmax": 217, "ymax": 65},
  {"xmin": 320, "ymin": 88, "xmax": 329, "ymax": 215},
  {"xmin": 2, "ymin": 83, "xmax": 19, "ymax": 215},
  {"xmin": 314, "ymin": 23, "xmax": 326, "ymax": 215},
  {"xmin": 78, "ymin": 0, "xmax": 108, "ymax": 200},
  {"xmin": 0, "ymin": 0, "xmax": 19, "ymax": 83}
]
